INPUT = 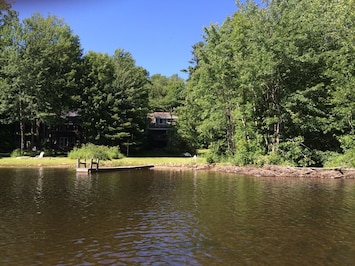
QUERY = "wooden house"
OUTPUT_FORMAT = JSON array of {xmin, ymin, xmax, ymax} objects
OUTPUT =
[
  {"xmin": 147, "ymin": 112, "xmax": 178, "ymax": 148},
  {"xmin": 48, "ymin": 111, "xmax": 82, "ymax": 151}
]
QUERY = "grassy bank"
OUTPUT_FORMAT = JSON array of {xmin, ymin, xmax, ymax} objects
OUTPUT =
[{"xmin": 0, "ymin": 156, "xmax": 205, "ymax": 168}]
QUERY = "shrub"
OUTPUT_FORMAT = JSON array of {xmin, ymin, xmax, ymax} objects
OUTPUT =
[
  {"xmin": 278, "ymin": 137, "xmax": 315, "ymax": 167},
  {"xmin": 255, "ymin": 152, "xmax": 293, "ymax": 167},
  {"xmin": 232, "ymin": 136, "xmax": 265, "ymax": 166},
  {"xmin": 205, "ymin": 152, "xmax": 217, "ymax": 164},
  {"xmin": 68, "ymin": 144, "xmax": 123, "ymax": 160},
  {"xmin": 319, "ymin": 135, "xmax": 355, "ymax": 168},
  {"xmin": 10, "ymin": 148, "xmax": 22, "ymax": 157},
  {"xmin": 324, "ymin": 151, "xmax": 355, "ymax": 168}
]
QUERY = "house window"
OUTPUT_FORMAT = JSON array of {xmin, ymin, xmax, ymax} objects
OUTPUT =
[
  {"xmin": 59, "ymin": 137, "xmax": 68, "ymax": 147},
  {"xmin": 158, "ymin": 118, "xmax": 168, "ymax": 125},
  {"xmin": 69, "ymin": 137, "xmax": 76, "ymax": 146}
]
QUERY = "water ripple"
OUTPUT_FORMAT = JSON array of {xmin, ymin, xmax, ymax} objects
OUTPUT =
[{"xmin": 1, "ymin": 169, "xmax": 355, "ymax": 265}]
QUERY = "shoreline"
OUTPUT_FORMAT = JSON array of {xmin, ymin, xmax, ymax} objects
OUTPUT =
[
  {"xmin": 1, "ymin": 161, "xmax": 355, "ymax": 179},
  {"xmin": 151, "ymin": 164, "xmax": 355, "ymax": 179}
]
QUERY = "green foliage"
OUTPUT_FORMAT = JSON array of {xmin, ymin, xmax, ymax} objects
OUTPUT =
[
  {"xmin": 179, "ymin": 0, "xmax": 355, "ymax": 166},
  {"xmin": 205, "ymin": 151, "xmax": 217, "ymax": 164},
  {"xmin": 80, "ymin": 49, "xmax": 150, "ymax": 151},
  {"xmin": 10, "ymin": 148, "xmax": 22, "ymax": 157},
  {"xmin": 232, "ymin": 107, "xmax": 265, "ymax": 166},
  {"xmin": 254, "ymin": 152, "xmax": 291, "ymax": 167},
  {"xmin": 178, "ymin": 19, "xmax": 242, "ymax": 155},
  {"xmin": 324, "ymin": 135, "xmax": 355, "ymax": 167},
  {"xmin": 2, "ymin": 0, "xmax": 355, "ymax": 165},
  {"xmin": 148, "ymin": 74, "xmax": 185, "ymax": 112},
  {"xmin": 323, "ymin": 150, "xmax": 355, "ymax": 168},
  {"xmin": 197, "ymin": 149, "xmax": 209, "ymax": 157},
  {"xmin": 80, "ymin": 51, "xmax": 114, "ymax": 144},
  {"xmin": 233, "ymin": 138, "xmax": 265, "ymax": 166},
  {"xmin": 0, "ymin": 12, "xmax": 82, "ymax": 151},
  {"xmin": 278, "ymin": 137, "xmax": 315, "ymax": 167},
  {"xmin": 67, "ymin": 143, "xmax": 123, "ymax": 160},
  {"xmin": 1, "ymin": 8, "xmax": 151, "ymax": 153}
]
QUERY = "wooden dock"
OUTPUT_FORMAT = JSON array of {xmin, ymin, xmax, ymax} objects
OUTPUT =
[{"xmin": 76, "ymin": 158, "xmax": 154, "ymax": 174}]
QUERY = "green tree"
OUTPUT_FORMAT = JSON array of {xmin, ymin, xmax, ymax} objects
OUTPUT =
[
  {"xmin": 148, "ymin": 74, "xmax": 185, "ymax": 112},
  {"xmin": 80, "ymin": 51, "xmax": 114, "ymax": 144},
  {"xmin": 177, "ymin": 42, "xmax": 205, "ymax": 151},
  {"xmin": 0, "ymin": 13, "xmax": 82, "ymax": 152},
  {"xmin": 21, "ymin": 14, "xmax": 82, "ymax": 146},
  {"xmin": 111, "ymin": 49, "xmax": 150, "ymax": 154},
  {"xmin": 179, "ymin": 17, "xmax": 247, "ymax": 157},
  {"xmin": 80, "ymin": 49, "xmax": 150, "ymax": 154},
  {"xmin": 180, "ymin": 0, "xmax": 355, "ymax": 166},
  {"xmin": 0, "ymin": 5, "xmax": 29, "ymax": 151},
  {"xmin": 326, "ymin": 0, "xmax": 355, "ymax": 137}
]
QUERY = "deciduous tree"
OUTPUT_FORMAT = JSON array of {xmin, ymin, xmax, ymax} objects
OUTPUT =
[
  {"xmin": 0, "ymin": 12, "xmax": 82, "ymax": 151},
  {"xmin": 148, "ymin": 74, "xmax": 185, "ymax": 112},
  {"xmin": 180, "ymin": 0, "xmax": 355, "ymax": 166},
  {"xmin": 80, "ymin": 49, "xmax": 150, "ymax": 153}
]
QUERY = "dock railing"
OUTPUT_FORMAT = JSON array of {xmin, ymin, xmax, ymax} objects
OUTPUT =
[
  {"xmin": 77, "ymin": 158, "xmax": 86, "ymax": 168},
  {"xmin": 89, "ymin": 158, "xmax": 99, "ymax": 171},
  {"xmin": 77, "ymin": 158, "xmax": 99, "ymax": 171}
]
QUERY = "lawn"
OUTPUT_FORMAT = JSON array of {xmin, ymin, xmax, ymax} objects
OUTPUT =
[{"xmin": 0, "ymin": 156, "xmax": 205, "ymax": 168}]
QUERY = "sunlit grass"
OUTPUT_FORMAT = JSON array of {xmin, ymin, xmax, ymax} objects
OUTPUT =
[
  {"xmin": 108, "ymin": 156, "xmax": 204, "ymax": 167},
  {"xmin": 0, "ymin": 157, "xmax": 76, "ymax": 167},
  {"xmin": 0, "ymin": 155, "xmax": 206, "ymax": 168}
]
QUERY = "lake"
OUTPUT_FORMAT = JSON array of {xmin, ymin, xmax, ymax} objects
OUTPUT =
[{"xmin": 0, "ymin": 167, "xmax": 355, "ymax": 265}]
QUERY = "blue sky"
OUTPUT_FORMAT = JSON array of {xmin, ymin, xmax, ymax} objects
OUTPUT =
[{"xmin": 13, "ymin": 0, "xmax": 238, "ymax": 79}]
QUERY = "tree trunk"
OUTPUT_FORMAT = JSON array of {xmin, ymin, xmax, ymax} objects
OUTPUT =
[
  {"xmin": 36, "ymin": 118, "xmax": 41, "ymax": 148},
  {"xmin": 19, "ymin": 120, "xmax": 25, "ymax": 154},
  {"xmin": 226, "ymin": 107, "xmax": 235, "ymax": 155},
  {"xmin": 19, "ymin": 100, "xmax": 25, "ymax": 154},
  {"xmin": 31, "ymin": 119, "xmax": 35, "ymax": 150}
]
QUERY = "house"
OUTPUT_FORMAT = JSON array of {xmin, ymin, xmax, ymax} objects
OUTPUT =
[
  {"xmin": 147, "ymin": 112, "xmax": 177, "ymax": 148},
  {"xmin": 48, "ymin": 111, "xmax": 81, "ymax": 151},
  {"xmin": 49, "ymin": 111, "xmax": 177, "ymax": 151}
]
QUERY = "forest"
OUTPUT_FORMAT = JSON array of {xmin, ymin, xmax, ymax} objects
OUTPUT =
[{"xmin": 1, "ymin": 0, "xmax": 355, "ymax": 167}]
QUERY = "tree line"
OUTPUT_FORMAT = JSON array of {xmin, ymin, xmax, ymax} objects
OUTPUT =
[
  {"xmin": 0, "ymin": 0, "xmax": 185, "ymax": 154},
  {"xmin": 178, "ymin": 0, "xmax": 355, "ymax": 166},
  {"xmin": 1, "ymin": 0, "xmax": 355, "ymax": 167}
]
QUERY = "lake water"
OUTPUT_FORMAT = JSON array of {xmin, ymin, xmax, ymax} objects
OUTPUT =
[{"xmin": 0, "ymin": 168, "xmax": 355, "ymax": 265}]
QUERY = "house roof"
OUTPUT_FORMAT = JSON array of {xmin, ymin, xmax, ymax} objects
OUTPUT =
[{"xmin": 148, "ymin": 112, "xmax": 178, "ymax": 120}]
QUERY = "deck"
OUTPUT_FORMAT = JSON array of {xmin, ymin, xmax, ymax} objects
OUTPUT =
[
  {"xmin": 76, "ymin": 158, "xmax": 154, "ymax": 174},
  {"xmin": 76, "ymin": 164, "xmax": 154, "ymax": 174}
]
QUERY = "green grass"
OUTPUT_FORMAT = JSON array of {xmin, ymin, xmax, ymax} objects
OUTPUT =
[
  {"xmin": 0, "ymin": 157, "xmax": 76, "ymax": 167},
  {"xmin": 68, "ymin": 143, "xmax": 123, "ymax": 160},
  {"xmin": 0, "ymin": 155, "xmax": 206, "ymax": 168},
  {"xmin": 108, "ymin": 156, "xmax": 203, "ymax": 167}
]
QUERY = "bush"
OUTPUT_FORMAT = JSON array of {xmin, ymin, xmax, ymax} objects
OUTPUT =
[
  {"xmin": 68, "ymin": 144, "xmax": 123, "ymax": 160},
  {"xmin": 319, "ymin": 135, "xmax": 355, "ymax": 168},
  {"xmin": 10, "ymin": 148, "xmax": 22, "ymax": 157},
  {"xmin": 232, "ymin": 137, "xmax": 265, "ymax": 166},
  {"xmin": 324, "ymin": 150, "xmax": 355, "ymax": 168},
  {"xmin": 255, "ymin": 152, "xmax": 293, "ymax": 167},
  {"xmin": 205, "ymin": 152, "xmax": 217, "ymax": 164},
  {"xmin": 278, "ymin": 137, "xmax": 315, "ymax": 167}
]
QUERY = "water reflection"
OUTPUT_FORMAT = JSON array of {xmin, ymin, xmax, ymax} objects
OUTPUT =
[{"xmin": 0, "ymin": 168, "xmax": 354, "ymax": 265}]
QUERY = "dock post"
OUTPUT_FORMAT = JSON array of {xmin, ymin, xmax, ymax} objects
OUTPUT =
[
  {"xmin": 89, "ymin": 158, "xmax": 99, "ymax": 171},
  {"xmin": 77, "ymin": 158, "xmax": 87, "ymax": 168}
]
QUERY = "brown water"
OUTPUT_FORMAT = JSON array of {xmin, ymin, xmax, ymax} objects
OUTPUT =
[{"xmin": 0, "ymin": 168, "xmax": 355, "ymax": 265}]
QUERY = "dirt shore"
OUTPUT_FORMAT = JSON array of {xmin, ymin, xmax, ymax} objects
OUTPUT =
[
  {"xmin": 153, "ymin": 164, "xmax": 355, "ymax": 179},
  {"xmin": 2, "ymin": 160, "xmax": 355, "ymax": 179}
]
